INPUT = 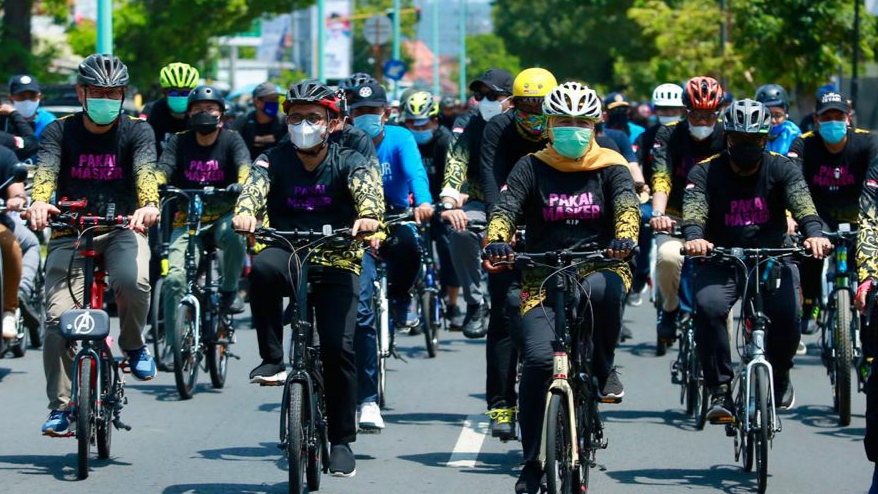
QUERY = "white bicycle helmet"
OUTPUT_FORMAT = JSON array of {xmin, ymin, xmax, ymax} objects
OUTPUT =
[
  {"xmin": 652, "ymin": 83, "xmax": 684, "ymax": 108},
  {"xmin": 542, "ymin": 82, "xmax": 601, "ymax": 119}
]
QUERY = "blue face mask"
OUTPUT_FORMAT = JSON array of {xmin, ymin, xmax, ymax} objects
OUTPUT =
[
  {"xmin": 411, "ymin": 129, "xmax": 433, "ymax": 145},
  {"xmin": 550, "ymin": 126, "xmax": 593, "ymax": 159},
  {"xmin": 262, "ymin": 101, "xmax": 280, "ymax": 117},
  {"xmin": 355, "ymin": 113, "xmax": 384, "ymax": 138},
  {"xmin": 818, "ymin": 120, "xmax": 847, "ymax": 145},
  {"xmin": 85, "ymin": 98, "xmax": 123, "ymax": 125},
  {"xmin": 167, "ymin": 95, "xmax": 188, "ymax": 114}
]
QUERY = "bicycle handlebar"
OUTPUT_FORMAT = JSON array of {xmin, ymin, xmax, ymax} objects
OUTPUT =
[
  {"xmin": 159, "ymin": 184, "xmax": 243, "ymax": 201},
  {"xmin": 486, "ymin": 246, "xmax": 609, "ymax": 270}
]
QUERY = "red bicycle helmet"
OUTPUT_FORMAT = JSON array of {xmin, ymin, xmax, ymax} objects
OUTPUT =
[
  {"xmin": 682, "ymin": 76, "xmax": 724, "ymax": 111},
  {"xmin": 283, "ymin": 79, "xmax": 341, "ymax": 115}
]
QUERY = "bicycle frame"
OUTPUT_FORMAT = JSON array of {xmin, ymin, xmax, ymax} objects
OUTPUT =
[{"xmin": 820, "ymin": 226, "xmax": 861, "ymax": 362}]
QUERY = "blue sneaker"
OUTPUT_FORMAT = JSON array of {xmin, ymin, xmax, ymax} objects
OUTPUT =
[
  {"xmin": 390, "ymin": 297, "xmax": 419, "ymax": 329},
  {"xmin": 126, "ymin": 346, "xmax": 157, "ymax": 381},
  {"xmin": 42, "ymin": 410, "xmax": 73, "ymax": 437}
]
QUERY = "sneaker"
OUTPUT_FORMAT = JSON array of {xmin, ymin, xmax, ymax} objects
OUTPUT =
[
  {"xmin": 249, "ymin": 361, "xmax": 287, "ymax": 385},
  {"xmin": 627, "ymin": 291, "xmax": 643, "ymax": 307},
  {"xmin": 774, "ymin": 371, "xmax": 795, "ymax": 410},
  {"xmin": 515, "ymin": 461, "xmax": 545, "ymax": 494},
  {"xmin": 446, "ymin": 305, "xmax": 465, "ymax": 329},
  {"xmin": 358, "ymin": 401, "xmax": 385, "ymax": 430},
  {"xmin": 42, "ymin": 410, "xmax": 74, "ymax": 437},
  {"xmin": 125, "ymin": 346, "xmax": 157, "ymax": 381},
  {"xmin": 220, "ymin": 291, "xmax": 245, "ymax": 315},
  {"xmin": 2, "ymin": 310, "xmax": 16, "ymax": 339},
  {"xmin": 598, "ymin": 367, "xmax": 624, "ymax": 403},
  {"xmin": 462, "ymin": 302, "xmax": 488, "ymax": 339},
  {"xmin": 329, "ymin": 443, "xmax": 356, "ymax": 477},
  {"xmin": 796, "ymin": 338, "xmax": 807, "ymax": 356},
  {"xmin": 486, "ymin": 407, "xmax": 517, "ymax": 441},
  {"xmin": 706, "ymin": 384, "xmax": 734, "ymax": 424},
  {"xmin": 390, "ymin": 297, "xmax": 419, "ymax": 328},
  {"xmin": 656, "ymin": 309, "xmax": 677, "ymax": 356}
]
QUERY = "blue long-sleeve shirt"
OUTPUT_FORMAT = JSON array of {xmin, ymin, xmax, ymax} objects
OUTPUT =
[
  {"xmin": 376, "ymin": 124, "xmax": 432, "ymax": 209},
  {"xmin": 766, "ymin": 120, "xmax": 801, "ymax": 155}
]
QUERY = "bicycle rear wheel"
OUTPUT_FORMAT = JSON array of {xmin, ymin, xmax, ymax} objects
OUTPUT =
[
  {"xmin": 150, "ymin": 278, "xmax": 170, "ymax": 370},
  {"xmin": 77, "ymin": 356, "xmax": 95, "ymax": 480},
  {"xmin": 286, "ymin": 382, "xmax": 307, "ymax": 494},
  {"xmin": 545, "ymin": 393, "xmax": 573, "ymax": 494},
  {"xmin": 686, "ymin": 339, "xmax": 704, "ymax": 421},
  {"xmin": 754, "ymin": 365, "xmax": 770, "ymax": 493},
  {"xmin": 421, "ymin": 291, "xmax": 439, "ymax": 358},
  {"xmin": 834, "ymin": 290, "xmax": 853, "ymax": 426},
  {"xmin": 207, "ymin": 315, "xmax": 230, "ymax": 389},
  {"xmin": 173, "ymin": 303, "xmax": 199, "ymax": 399},
  {"xmin": 96, "ymin": 358, "xmax": 114, "ymax": 459}
]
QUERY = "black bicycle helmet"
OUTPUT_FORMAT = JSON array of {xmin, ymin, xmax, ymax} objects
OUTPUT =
[
  {"xmin": 283, "ymin": 79, "xmax": 341, "ymax": 114},
  {"xmin": 187, "ymin": 85, "xmax": 224, "ymax": 111},
  {"xmin": 339, "ymin": 72, "xmax": 377, "ymax": 91},
  {"xmin": 77, "ymin": 53, "xmax": 129, "ymax": 88},
  {"xmin": 754, "ymin": 84, "xmax": 789, "ymax": 110},
  {"xmin": 722, "ymin": 99, "xmax": 771, "ymax": 135}
]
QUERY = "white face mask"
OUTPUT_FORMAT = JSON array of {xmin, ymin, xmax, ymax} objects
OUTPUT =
[
  {"xmin": 689, "ymin": 124, "xmax": 713, "ymax": 140},
  {"xmin": 13, "ymin": 100, "xmax": 39, "ymax": 118},
  {"xmin": 478, "ymin": 98, "xmax": 504, "ymax": 121},
  {"xmin": 288, "ymin": 121, "xmax": 326, "ymax": 150},
  {"xmin": 658, "ymin": 115, "xmax": 680, "ymax": 126}
]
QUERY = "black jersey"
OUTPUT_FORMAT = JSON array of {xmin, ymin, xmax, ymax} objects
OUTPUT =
[
  {"xmin": 480, "ymin": 112, "xmax": 548, "ymax": 209},
  {"xmin": 0, "ymin": 110, "xmax": 38, "ymax": 161},
  {"xmin": 231, "ymin": 110, "xmax": 286, "ymax": 160},
  {"xmin": 787, "ymin": 128, "xmax": 878, "ymax": 226},
  {"xmin": 682, "ymin": 151, "xmax": 823, "ymax": 248},
  {"xmin": 0, "ymin": 145, "xmax": 19, "ymax": 230},
  {"xmin": 416, "ymin": 125, "xmax": 453, "ymax": 199},
  {"xmin": 144, "ymin": 98, "xmax": 190, "ymax": 157}
]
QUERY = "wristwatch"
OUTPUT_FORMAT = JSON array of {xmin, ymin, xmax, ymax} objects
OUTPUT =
[
  {"xmin": 651, "ymin": 210, "xmax": 665, "ymax": 218},
  {"xmin": 440, "ymin": 201, "xmax": 456, "ymax": 211}
]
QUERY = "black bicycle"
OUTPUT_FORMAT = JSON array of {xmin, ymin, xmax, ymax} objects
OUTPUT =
[{"xmin": 670, "ymin": 311, "xmax": 708, "ymax": 428}]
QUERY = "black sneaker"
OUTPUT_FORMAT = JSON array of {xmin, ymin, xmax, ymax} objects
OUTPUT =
[
  {"xmin": 706, "ymin": 384, "xmax": 734, "ymax": 424},
  {"xmin": 774, "ymin": 371, "xmax": 795, "ymax": 410},
  {"xmin": 462, "ymin": 302, "xmax": 488, "ymax": 339},
  {"xmin": 486, "ymin": 407, "xmax": 517, "ymax": 441},
  {"xmin": 446, "ymin": 305, "xmax": 465, "ymax": 329},
  {"xmin": 249, "ymin": 361, "xmax": 286, "ymax": 385},
  {"xmin": 515, "ymin": 461, "xmax": 545, "ymax": 494},
  {"xmin": 329, "ymin": 443, "xmax": 356, "ymax": 477},
  {"xmin": 220, "ymin": 291, "xmax": 245, "ymax": 314},
  {"xmin": 656, "ymin": 309, "xmax": 677, "ymax": 356},
  {"xmin": 598, "ymin": 367, "xmax": 624, "ymax": 403}
]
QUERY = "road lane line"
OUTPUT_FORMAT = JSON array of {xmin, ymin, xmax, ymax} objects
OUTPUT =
[{"xmin": 446, "ymin": 414, "xmax": 490, "ymax": 468}]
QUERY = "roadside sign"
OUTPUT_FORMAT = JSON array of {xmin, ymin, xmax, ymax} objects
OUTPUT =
[
  {"xmin": 363, "ymin": 15, "xmax": 392, "ymax": 45},
  {"xmin": 383, "ymin": 59, "xmax": 406, "ymax": 81}
]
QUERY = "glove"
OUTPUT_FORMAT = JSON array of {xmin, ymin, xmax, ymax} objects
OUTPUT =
[
  {"xmin": 607, "ymin": 238, "xmax": 635, "ymax": 253},
  {"xmin": 227, "ymin": 183, "xmax": 243, "ymax": 195},
  {"xmin": 484, "ymin": 242, "xmax": 514, "ymax": 259}
]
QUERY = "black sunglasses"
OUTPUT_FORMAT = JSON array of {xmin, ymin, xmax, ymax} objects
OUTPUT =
[{"xmin": 473, "ymin": 92, "xmax": 506, "ymax": 102}]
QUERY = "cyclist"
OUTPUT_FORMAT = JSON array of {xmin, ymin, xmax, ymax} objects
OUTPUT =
[
  {"xmin": 440, "ymin": 68, "xmax": 514, "ymax": 335},
  {"xmin": 483, "ymin": 81, "xmax": 638, "ymax": 494},
  {"xmin": 755, "ymin": 84, "xmax": 801, "ymax": 155},
  {"xmin": 156, "ymin": 84, "xmax": 250, "ymax": 344},
  {"xmin": 231, "ymin": 82, "xmax": 286, "ymax": 160},
  {"xmin": 682, "ymin": 99, "xmax": 831, "ymax": 421},
  {"xmin": 0, "ymin": 145, "xmax": 24, "ymax": 340},
  {"xmin": 0, "ymin": 81, "xmax": 38, "ymax": 161},
  {"xmin": 143, "ymin": 62, "xmax": 200, "ymax": 156},
  {"xmin": 799, "ymin": 84, "xmax": 838, "ymax": 134},
  {"xmin": 402, "ymin": 90, "xmax": 462, "ymax": 325},
  {"xmin": 26, "ymin": 53, "xmax": 161, "ymax": 436},
  {"xmin": 438, "ymin": 95, "xmax": 460, "ymax": 131},
  {"xmin": 650, "ymin": 76, "xmax": 725, "ymax": 356},
  {"xmin": 7, "ymin": 74, "xmax": 57, "ymax": 141},
  {"xmin": 604, "ymin": 91, "xmax": 645, "ymax": 145},
  {"xmin": 348, "ymin": 81, "xmax": 433, "ymax": 430},
  {"xmin": 231, "ymin": 79, "xmax": 384, "ymax": 477},
  {"xmin": 338, "ymin": 72, "xmax": 377, "ymax": 102},
  {"xmin": 787, "ymin": 91, "xmax": 878, "ymax": 340}
]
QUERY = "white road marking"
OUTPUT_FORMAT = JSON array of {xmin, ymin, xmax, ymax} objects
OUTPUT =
[{"xmin": 446, "ymin": 414, "xmax": 490, "ymax": 468}]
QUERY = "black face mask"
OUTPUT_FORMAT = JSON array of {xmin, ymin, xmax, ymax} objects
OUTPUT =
[
  {"xmin": 190, "ymin": 112, "xmax": 220, "ymax": 135},
  {"xmin": 728, "ymin": 142, "xmax": 764, "ymax": 171}
]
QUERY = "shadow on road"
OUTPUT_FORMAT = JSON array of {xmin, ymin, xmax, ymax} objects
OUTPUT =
[
  {"xmin": 603, "ymin": 408, "xmax": 705, "ymax": 432},
  {"xmin": 0, "ymin": 453, "xmax": 132, "ymax": 481},
  {"xmin": 398, "ymin": 449, "xmax": 520, "ymax": 475},
  {"xmin": 0, "ymin": 367, "xmax": 26, "ymax": 382},
  {"xmin": 196, "ymin": 442, "xmax": 286, "ymax": 471},
  {"xmin": 127, "ymin": 382, "xmax": 221, "ymax": 402},
  {"xmin": 384, "ymin": 411, "xmax": 467, "ymax": 427},
  {"xmin": 605, "ymin": 464, "xmax": 757, "ymax": 493},
  {"xmin": 163, "ymin": 482, "xmax": 286, "ymax": 494}
]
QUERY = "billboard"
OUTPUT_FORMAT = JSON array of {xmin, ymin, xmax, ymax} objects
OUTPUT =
[{"xmin": 323, "ymin": 0, "xmax": 353, "ymax": 80}]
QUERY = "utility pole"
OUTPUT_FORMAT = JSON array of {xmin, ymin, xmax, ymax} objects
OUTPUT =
[
  {"xmin": 719, "ymin": 0, "xmax": 727, "ymax": 89},
  {"xmin": 432, "ymin": 0, "xmax": 440, "ymax": 96},
  {"xmin": 97, "ymin": 0, "xmax": 113, "ymax": 53},
  {"xmin": 458, "ymin": 0, "xmax": 467, "ymax": 103},
  {"xmin": 853, "ymin": 0, "xmax": 861, "ymax": 116},
  {"xmin": 317, "ymin": 0, "xmax": 326, "ymax": 82},
  {"xmin": 392, "ymin": 0, "xmax": 402, "ymax": 100}
]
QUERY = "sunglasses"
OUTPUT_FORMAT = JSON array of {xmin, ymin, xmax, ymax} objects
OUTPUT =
[
  {"xmin": 166, "ymin": 89, "xmax": 192, "ymax": 98},
  {"xmin": 473, "ymin": 92, "xmax": 505, "ymax": 102},
  {"xmin": 687, "ymin": 109, "xmax": 719, "ymax": 122}
]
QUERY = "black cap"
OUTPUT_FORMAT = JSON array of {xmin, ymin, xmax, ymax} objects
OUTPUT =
[
  {"xmin": 8, "ymin": 74, "xmax": 40, "ymax": 95},
  {"xmin": 816, "ymin": 91, "xmax": 850, "ymax": 115},
  {"xmin": 604, "ymin": 92, "xmax": 629, "ymax": 110},
  {"xmin": 468, "ymin": 69, "xmax": 513, "ymax": 95},
  {"xmin": 348, "ymin": 82, "xmax": 387, "ymax": 109},
  {"xmin": 252, "ymin": 82, "xmax": 279, "ymax": 99}
]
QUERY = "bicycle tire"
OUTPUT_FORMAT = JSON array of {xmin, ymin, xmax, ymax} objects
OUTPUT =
[
  {"xmin": 150, "ymin": 277, "xmax": 169, "ymax": 369},
  {"xmin": 421, "ymin": 291, "xmax": 439, "ymax": 358},
  {"xmin": 754, "ymin": 365, "xmax": 770, "ymax": 493},
  {"xmin": 575, "ymin": 395, "xmax": 594, "ymax": 491},
  {"xmin": 97, "ymin": 358, "xmax": 113, "ymax": 459},
  {"xmin": 545, "ymin": 393, "xmax": 573, "ymax": 494},
  {"xmin": 77, "ymin": 356, "xmax": 94, "ymax": 480},
  {"xmin": 287, "ymin": 382, "xmax": 307, "ymax": 494},
  {"xmin": 307, "ymin": 392, "xmax": 327, "ymax": 491},
  {"xmin": 207, "ymin": 316, "xmax": 229, "ymax": 389},
  {"xmin": 27, "ymin": 264, "xmax": 46, "ymax": 348},
  {"xmin": 173, "ymin": 303, "xmax": 199, "ymax": 399},
  {"xmin": 740, "ymin": 387, "xmax": 754, "ymax": 472},
  {"xmin": 685, "ymin": 336, "xmax": 698, "ymax": 416},
  {"xmin": 835, "ymin": 290, "xmax": 853, "ymax": 426},
  {"xmin": 696, "ymin": 380, "xmax": 709, "ymax": 430},
  {"xmin": 375, "ymin": 287, "xmax": 389, "ymax": 409}
]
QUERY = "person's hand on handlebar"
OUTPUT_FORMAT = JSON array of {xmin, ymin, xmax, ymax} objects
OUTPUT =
[
  {"xmin": 352, "ymin": 217, "xmax": 382, "ymax": 250},
  {"xmin": 683, "ymin": 238, "xmax": 714, "ymax": 256},
  {"xmin": 441, "ymin": 208, "xmax": 468, "ymax": 232},
  {"xmin": 24, "ymin": 200, "xmax": 60, "ymax": 230},
  {"xmin": 414, "ymin": 202, "xmax": 434, "ymax": 224},
  {"xmin": 803, "ymin": 236, "xmax": 832, "ymax": 260},
  {"xmin": 649, "ymin": 215, "xmax": 676, "ymax": 232},
  {"xmin": 606, "ymin": 238, "xmax": 635, "ymax": 259},
  {"xmin": 129, "ymin": 204, "xmax": 160, "ymax": 232},
  {"xmin": 483, "ymin": 241, "xmax": 514, "ymax": 272},
  {"xmin": 232, "ymin": 214, "xmax": 258, "ymax": 233}
]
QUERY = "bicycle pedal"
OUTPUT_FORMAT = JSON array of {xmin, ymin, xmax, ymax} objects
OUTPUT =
[
  {"xmin": 358, "ymin": 427, "xmax": 382, "ymax": 434},
  {"xmin": 598, "ymin": 397, "xmax": 622, "ymax": 404},
  {"xmin": 710, "ymin": 416, "xmax": 735, "ymax": 426},
  {"xmin": 725, "ymin": 424, "xmax": 736, "ymax": 437},
  {"xmin": 226, "ymin": 351, "xmax": 241, "ymax": 360},
  {"xmin": 258, "ymin": 381, "xmax": 284, "ymax": 387}
]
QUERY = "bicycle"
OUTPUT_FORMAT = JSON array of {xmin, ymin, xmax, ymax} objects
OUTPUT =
[
  {"xmin": 817, "ymin": 223, "xmax": 862, "ymax": 426},
  {"xmin": 370, "ymin": 249, "xmax": 397, "ymax": 409},
  {"xmin": 147, "ymin": 198, "xmax": 177, "ymax": 372},
  {"xmin": 670, "ymin": 310, "xmax": 708, "ymax": 429},
  {"xmin": 50, "ymin": 200, "xmax": 133, "ymax": 480},
  {"xmin": 702, "ymin": 245, "xmax": 804, "ymax": 494},
  {"xmin": 160, "ymin": 185, "xmax": 242, "ymax": 399},
  {"xmin": 494, "ymin": 246, "xmax": 620, "ymax": 493},
  {"xmin": 244, "ymin": 225, "xmax": 362, "ymax": 494},
  {"xmin": 0, "ymin": 164, "xmax": 31, "ymax": 358}
]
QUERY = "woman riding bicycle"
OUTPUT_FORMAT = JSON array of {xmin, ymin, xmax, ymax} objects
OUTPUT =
[
  {"xmin": 681, "ymin": 98, "xmax": 831, "ymax": 423},
  {"xmin": 483, "ymin": 81, "xmax": 639, "ymax": 494}
]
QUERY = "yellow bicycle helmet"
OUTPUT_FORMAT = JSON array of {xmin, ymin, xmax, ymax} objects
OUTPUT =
[
  {"xmin": 403, "ymin": 91, "xmax": 439, "ymax": 120},
  {"xmin": 512, "ymin": 68, "xmax": 558, "ymax": 98},
  {"xmin": 160, "ymin": 62, "xmax": 200, "ymax": 89}
]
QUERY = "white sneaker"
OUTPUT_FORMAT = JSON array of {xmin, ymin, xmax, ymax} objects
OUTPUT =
[
  {"xmin": 2, "ymin": 311, "xmax": 16, "ymax": 339},
  {"xmin": 796, "ymin": 338, "xmax": 807, "ymax": 356},
  {"xmin": 358, "ymin": 401, "xmax": 385, "ymax": 430}
]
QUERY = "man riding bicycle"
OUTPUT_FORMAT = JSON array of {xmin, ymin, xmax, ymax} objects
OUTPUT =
[
  {"xmin": 681, "ymin": 99, "xmax": 831, "ymax": 422},
  {"xmin": 483, "ymin": 81, "xmax": 638, "ymax": 494},
  {"xmin": 27, "ymin": 53, "xmax": 161, "ymax": 436},
  {"xmin": 143, "ymin": 62, "xmax": 200, "ymax": 157},
  {"xmin": 0, "ymin": 145, "xmax": 25, "ymax": 340}
]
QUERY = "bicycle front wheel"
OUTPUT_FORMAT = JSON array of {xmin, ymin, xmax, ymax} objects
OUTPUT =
[
  {"xmin": 207, "ymin": 315, "xmax": 230, "ymax": 389},
  {"xmin": 545, "ymin": 393, "xmax": 574, "ymax": 494},
  {"xmin": 834, "ymin": 290, "xmax": 853, "ymax": 426},
  {"xmin": 150, "ymin": 277, "xmax": 170, "ymax": 370},
  {"xmin": 173, "ymin": 303, "xmax": 199, "ymax": 399},
  {"xmin": 421, "ymin": 291, "xmax": 439, "ymax": 358},
  {"xmin": 76, "ymin": 356, "xmax": 95, "ymax": 480},
  {"xmin": 754, "ymin": 365, "xmax": 770, "ymax": 493},
  {"xmin": 286, "ymin": 382, "xmax": 307, "ymax": 494}
]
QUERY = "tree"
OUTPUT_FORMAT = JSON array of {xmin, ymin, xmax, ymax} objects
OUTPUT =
[
  {"xmin": 464, "ymin": 33, "xmax": 521, "ymax": 81},
  {"xmin": 0, "ymin": 0, "xmax": 69, "ymax": 82}
]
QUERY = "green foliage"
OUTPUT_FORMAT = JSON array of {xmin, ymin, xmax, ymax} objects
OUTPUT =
[
  {"xmin": 465, "ymin": 33, "xmax": 521, "ymax": 80},
  {"xmin": 271, "ymin": 68, "xmax": 311, "ymax": 89}
]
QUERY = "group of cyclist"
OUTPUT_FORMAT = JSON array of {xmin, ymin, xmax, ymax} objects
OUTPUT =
[{"xmin": 2, "ymin": 50, "xmax": 878, "ymax": 492}]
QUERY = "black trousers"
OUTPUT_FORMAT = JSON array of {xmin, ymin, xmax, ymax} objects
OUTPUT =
[
  {"xmin": 382, "ymin": 223, "xmax": 421, "ymax": 300},
  {"xmin": 486, "ymin": 268, "xmax": 521, "ymax": 410},
  {"xmin": 514, "ymin": 270, "xmax": 624, "ymax": 462},
  {"xmin": 250, "ymin": 247, "xmax": 359, "ymax": 445},
  {"xmin": 693, "ymin": 260, "xmax": 801, "ymax": 390}
]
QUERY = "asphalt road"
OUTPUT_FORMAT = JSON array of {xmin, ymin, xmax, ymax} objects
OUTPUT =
[{"xmin": 0, "ymin": 298, "xmax": 873, "ymax": 494}]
